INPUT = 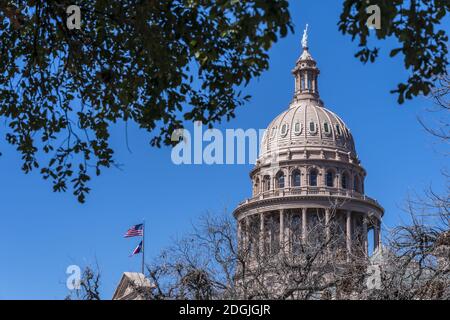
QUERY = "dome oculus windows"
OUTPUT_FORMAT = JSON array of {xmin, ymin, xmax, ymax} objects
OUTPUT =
[
  {"xmin": 323, "ymin": 122, "xmax": 331, "ymax": 136},
  {"xmin": 271, "ymin": 126, "xmax": 277, "ymax": 138},
  {"xmin": 309, "ymin": 121, "xmax": 317, "ymax": 134},
  {"xmin": 335, "ymin": 124, "xmax": 342, "ymax": 136},
  {"xmin": 280, "ymin": 123, "xmax": 289, "ymax": 137},
  {"xmin": 294, "ymin": 122, "xmax": 302, "ymax": 135}
]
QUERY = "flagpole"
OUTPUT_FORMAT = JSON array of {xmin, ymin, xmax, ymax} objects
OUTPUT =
[{"xmin": 141, "ymin": 220, "xmax": 145, "ymax": 275}]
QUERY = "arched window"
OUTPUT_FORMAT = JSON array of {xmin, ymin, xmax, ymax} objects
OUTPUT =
[
  {"xmin": 353, "ymin": 175, "xmax": 360, "ymax": 193},
  {"xmin": 277, "ymin": 172, "xmax": 285, "ymax": 189},
  {"xmin": 341, "ymin": 173, "xmax": 348, "ymax": 189},
  {"xmin": 309, "ymin": 169, "xmax": 318, "ymax": 187},
  {"xmin": 335, "ymin": 124, "xmax": 342, "ymax": 136},
  {"xmin": 254, "ymin": 178, "xmax": 260, "ymax": 195},
  {"xmin": 326, "ymin": 171, "xmax": 334, "ymax": 187},
  {"xmin": 292, "ymin": 170, "xmax": 301, "ymax": 187},
  {"xmin": 263, "ymin": 175, "xmax": 271, "ymax": 192}
]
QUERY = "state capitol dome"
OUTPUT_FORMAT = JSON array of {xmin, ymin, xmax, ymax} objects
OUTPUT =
[
  {"xmin": 233, "ymin": 25, "xmax": 384, "ymax": 268},
  {"xmin": 259, "ymin": 26, "xmax": 357, "ymax": 163}
]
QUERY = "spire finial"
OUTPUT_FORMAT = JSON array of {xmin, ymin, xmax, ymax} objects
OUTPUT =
[{"xmin": 302, "ymin": 24, "xmax": 309, "ymax": 49}]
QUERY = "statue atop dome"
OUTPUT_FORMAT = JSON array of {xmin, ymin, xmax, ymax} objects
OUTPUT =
[
  {"xmin": 301, "ymin": 24, "xmax": 309, "ymax": 49},
  {"xmin": 293, "ymin": 24, "xmax": 321, "ymax": 100}
]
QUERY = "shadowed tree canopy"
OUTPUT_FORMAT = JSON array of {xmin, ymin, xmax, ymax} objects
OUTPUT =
[
  {"xmin": 0, "ymin": 0, "xmax": 292, "ymax": 202},
  {"xmin": 339, "ymin": 0, "xmax": 449, "ymax": 103},
  {"xmin": 1, "ymin": 1, "xmax": 448, "ymax": 202}
]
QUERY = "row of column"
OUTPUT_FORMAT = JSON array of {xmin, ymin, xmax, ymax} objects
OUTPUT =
[
  {"xmin": 254, "ymin": 170, "xmax": 364, "ymax": 196},
  {"xmin": 296, "ymin": 70, "xmax": 317, "ymax": 94},
  {"xmin": 238, "ymin": 209, "xmax": 381, "ymax": 260}
]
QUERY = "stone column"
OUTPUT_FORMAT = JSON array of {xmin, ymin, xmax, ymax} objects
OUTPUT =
[
  {"xmin": 346, "ymin": 210, "xmax": 352, "ymax": 261},
  {"xmin": 287, "ymin": 170, "xmax": 291, "ymax": 189},
  {"xmin": 374, "ymin": 219, "xmax": 380, "ymax": 252},
  {"xmin": 244, "ymin": 216, "xmax": 250, "ymax": 255},
  {"xmin": 237, "ymin": 219, "xmax": 242, "ymax": 252},
  {"xmin": 280, "ymin": 209, "xmax": 285, "ymax": 253},
  {"xmin": 259, "ymin": 213, "xmax": 265, "ymax": 255},
  {"xmin": 337, "ymin": 172, "xmax": 341, "ymax": 189},
  {"xmin": 302, "ymin": 208, "xmax": 307, "ymax": 243},
  {"xmin": 350, "ymin": 175, "xmax": 354, "ymax": 194},
  {"xmin": 362, "ymin": 216, "xmax": 368, "ymax": 256},
  {"xmin": 287, "ymin": 211, "xmax": 293, "ymax": 253},
  {"xmin": 378, "ymin": 220, "xmax": 382, "ymax": 249},
  {"xmin": 325, "ymin": 209, "xmax": 331, "ymax": 246}
]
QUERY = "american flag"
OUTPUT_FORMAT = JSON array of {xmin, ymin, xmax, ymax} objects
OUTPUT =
[
  {"xmin": 130, "ymin": 241, "xmax": 142, "ymax": 256},
  {"xmin": 124, "ymin": 224, "xmax": 144, "ymax": 238}
]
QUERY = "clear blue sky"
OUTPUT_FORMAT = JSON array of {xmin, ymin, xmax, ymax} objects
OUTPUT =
[{"xmin": 0, "ymin": 1, "xmax": 448, "ymax": 299}]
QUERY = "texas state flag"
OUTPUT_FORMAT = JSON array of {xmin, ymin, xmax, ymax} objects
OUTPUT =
[{"xmin": 130, "ymin": 241, "xmax": 142, "ymax": 257}]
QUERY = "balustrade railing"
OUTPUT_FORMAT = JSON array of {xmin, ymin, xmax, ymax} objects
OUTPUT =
[{"xmin": 238, "ymin": 186, "xmax": 381, "ymax": 207}]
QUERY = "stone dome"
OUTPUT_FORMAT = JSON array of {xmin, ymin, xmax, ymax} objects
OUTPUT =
[
  {"xmin": 260, "ymin": 102, "xmax": 356, "ymax": 158},
  {"xmin": 258, "ymin": 28, "xmax": 358, "ymax": 163}
]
